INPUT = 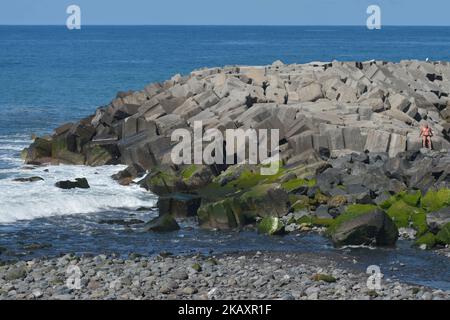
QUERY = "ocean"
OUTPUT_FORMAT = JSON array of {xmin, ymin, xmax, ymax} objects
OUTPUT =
[{"xmin": 0, "ymin": 26, "xmax": 449, "ymax": 289}]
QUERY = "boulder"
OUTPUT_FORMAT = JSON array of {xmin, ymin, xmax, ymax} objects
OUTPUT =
[
  {"xmin": 257, "ymin": 217, "xmax": 285, "ymax": 235},
  {"xmin": 158, "ymin": 193, "xmax": 202, "ymax": 217},
  {"xmin": 427, "ymin": 207, "xmax": 450, "ymax": 233},
  {"xmin": 328, "ymin": 205, "xmax": 398, "ymax": 246},
  {"xmin": 343, "ymin": 127, "xmax": 366, "ymax": 151},
  {"xmin": 55, "ymin": 178, "xmax": 90, "ymax": 189},
  {"xmin": 111, "ymin": 163, "xmax": 145, "ymax": 185},
  {"xmin": 364, "ymin": 130, "xmax": 391, "ymax": 153},
  {"xmin": 436, "ymin": 222, "xmax": 450, "ymax": 245},
  {"xmin": 388, "ymin": 93, "xmax": 410, "ymax": 112},
  {"xmin": 13, "ymin": 176, "xmax": 44, "ymax": 183},
  {"xmin": 84, "ymin": 143, "xmax": 119, "ymax": 166},
  {"xmin": 25, "ymin": 137, "xmax": 52, "ymax": 163},
  {"xmin": 388, "ymin": 133, "xmax": 407, "ymax": 158},
  {"xmin": 297, "ymin": 83, "xmax": 323, "ymax": 102},
  {"xmin": 143, "ymin": 214, "xmax": 180, "ymax": 232}
]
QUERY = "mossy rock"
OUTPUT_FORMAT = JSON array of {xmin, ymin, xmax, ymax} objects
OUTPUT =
[
  {"xmin": 297, "ymin": 215, "xmax": 333, "ymax": 227},
  {"xmin": 26, "ymin": 137, "xmax": 52, "ymax": 162},
  {"xmin": 214, "ymin": 163, "xmax": 287, "ymax": 190},
  {"xmin": 197, "ymin": 199, "xmax": 243, "ymax": 230},
  {"xmin": 386, "ymin": 200, "xmax": 426, "ymax": 233},
  {"xmin": 379, "ymin": 194, "xmax": 399, "ymax": 210},
  {"xmin": 422, "ymin": 189, "xmax": 450, "ymax": 212},
  {"xmin": 191, "ymin": 263, "xmax": 202, "ymax": 272},
  {"xmin": 313, "ymin": 191, "xmax": 329, "ymax": 205},
  {"xmin": 291, "ymin": 196, "xmax": 310, "ymax": 211},
  {"xmin": 20, "ymin": 148, "xmax": 28, "ymax": 160},
  {"xmin": 312, "ymin": 273, "xmax": 336, "ymax": 283},
  {"xmin": 401, "ymin": 190, "xmax": 422, "ymax": 207},
  {"xmin": 55, "ymin": 149, "xmax": 85, "ymax": 165},
  {"xmin": 281, "ymin": 177, "xmax": 316, "ymax": 193},
  {"xmin": 84, "ymin": 145, "xmax": 115, "ymax": 166},
  {"xmin": 328, "ymin": 204, "xmax": 378, "ymax": 233},
  {"xmin": 327, "ymin": 204, "xmax": 398, "ymax": 247},
  {"xmin": 144, "ymin": 166, "xmax": 185, "ymax": 196},
  {"xmin": 328, "ymin": 195, "xmax": 347, "ymax": 208},
  {"xmin": 181, "ymin": 165, "xmax": 215, "ymax": 190},
  {"xmin": 257, "ymin": 217, "xmax": 285, "ymax": 235},
  {"xmin": 181, "ymin": 164, "xmax": 199, "ymax": 180},
  {"xmin": 414, "ymin": 232, "xmax": 437, "ymax": 249},
  {"xmin": 239, "ymin": 183, "xmax": 290, "ymax": 218},
  {"xmin": 436, "ymin": 222, "xmax": 450, "ymax": 245},
  {"xmin": 380, "ymin": 190, "xmax": 421, "ymax": 210}
]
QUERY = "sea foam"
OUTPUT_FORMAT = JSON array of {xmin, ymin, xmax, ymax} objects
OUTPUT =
[{"xmin": 0, "ymin": 164, "xmax": 156, "ymax": 223}]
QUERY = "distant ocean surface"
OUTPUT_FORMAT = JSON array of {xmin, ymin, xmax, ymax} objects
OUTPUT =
[{"xmin": 0, "ymin": 27, "xmax": 450, "ymax": 289}]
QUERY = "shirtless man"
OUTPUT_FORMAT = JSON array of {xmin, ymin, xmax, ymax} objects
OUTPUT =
[{"xmin": 419, "ymin": 122, "xmax": 433, "ymax": 149}]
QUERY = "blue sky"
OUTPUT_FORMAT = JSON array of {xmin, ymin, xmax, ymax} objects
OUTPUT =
[{"xmin": 0, "ymin": 0, "xmax": 449, "ymax": 25}]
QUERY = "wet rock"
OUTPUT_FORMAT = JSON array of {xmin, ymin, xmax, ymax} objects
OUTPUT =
[
  {"xmin": 257, "ymin": 217, "xmax": 285, "ymax": 235},
  {"xmin": 13, "ymin": 176, "xmax": 44, "ymax": 183},
  {"xmin": 328, "ymin": 204, "xmax": 398, "ymax": 247},
  {"xmin": 158, "ymin": 193, "xmax": 201, "ymax": 217},
  {"xmin": 98, "ymin": 219, "xmax": 144, "ymax": 226},
  {"xmin": 55, "ymin": 178, "xmax": 90, "ymax": 189},
  {"xmin": 111, "ymin": 163, "xmax": 145, "ymax": 186},
  {"xmin": 24, "ymin": 137, "xmax": 52, "ymax": 164},
  {"xmin": 427, "ymin": 208, "xmax": 450, "ymax": 233},
  {"xmin": 143, "ymin": 214, "xmax": 180, "ymax": 232}
]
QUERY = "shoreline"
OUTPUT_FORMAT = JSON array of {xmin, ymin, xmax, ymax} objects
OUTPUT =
[{"xmin": 0, "ymin": 251, "xmax": 448, "ymax": 300}]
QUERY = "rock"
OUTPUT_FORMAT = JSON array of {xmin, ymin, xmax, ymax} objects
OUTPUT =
[
  {"xmin": 312, "ymin": 274, "xmax": 337, "ymax": 283},
  {"xmin": 158, "ymin": 193, "xmax": 201, "ymax": 217},
  {"xmin": 25, "ymin": 137, "xmax": 52, "ymax": 163},
  {"xmin": 143, "ymin": 214, "xmax": 180, "ymax": 232},
  {"xmin": 183, "ymin": 287, "xmax": 197, "ymax": 295},
  {"xmin": 257, "ymin": 217, "xmax": 285, "ymax": 235},
  {"xmin": 98, "ymin": 219, "xmax": 144, "ymax": 226},
  {"xmin": 388, "ymin": 133, "xmax": 407, "ymax": 158},
  {"xmin": 84, "ymin": 143, "xmax": 119, "ymax": 166},
  {"xmin": 297, "ymin": 83, "xmax": 323, "ymax": 102},
  {"xmin": 112, "ymin": 163, "xmax": 145, "ymax": 185},
  {"xmin": 328, "ymin": 195, "xmax": 347, "ymax": 208},
  {"xmin": 13, "ymin": 176, "xmax": 44, "ymax": 183},
  {"xmin": 414, "ymin": 232, "xmax": 437, "ymax": 249},
  {"xmin": 364, "ymin": 130, "xmax": 390, "ymax": 153},
  {"xmin": 328, "ymin": 204, "xmax": 398, "ymax": 246},
  {"xmin": 55, "ymin": 178, "xmax": 90, "ymax": 189},
  {"xmin": 427, "ymin": 208, "xmax": 450, "ymax": 233},
  {"xmin": 422, "ymin": 189, "xmax": 450, "ymax": 212},
  {"xmin": 140, "ymin": 165, "xmax": 185, "ymax": 195},
  {"xmin": 436, "ymin": 223, "xmax": 450, "ymax": 245},
  {"xmin": 389, "ymin": 93, "xmax": 411, "ymax": 112},
  {"xmin": 343, "ymin": 127, "xmax": 366, "ymax": 151},
  {"xmin": 4, "ymin": 265, "xmax": 27, "ymax": 281}
]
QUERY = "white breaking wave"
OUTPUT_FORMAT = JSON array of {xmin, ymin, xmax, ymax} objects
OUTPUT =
[{"xmin": 0, "ymin": 164, "xmax": 157, "ymax": 223}]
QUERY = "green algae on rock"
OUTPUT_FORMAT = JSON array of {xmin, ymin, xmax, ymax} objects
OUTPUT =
[{"xmin": 327, "ymin": 204, "xmax": 398, "ymax": 247}]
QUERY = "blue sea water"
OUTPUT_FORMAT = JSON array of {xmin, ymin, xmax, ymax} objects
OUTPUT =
[{"xmin": 0, "ymin": 26, "xmax": 449, "ymax": 290}]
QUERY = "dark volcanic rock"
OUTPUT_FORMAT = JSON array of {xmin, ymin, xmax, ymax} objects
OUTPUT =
[
  {"xmin": 328, "ymin": 205, "xmax": 398, "ymax": 247},
  {"xmin": 13, "ymin": 176, "xmax": 44, "ymax": 183},
  {"xmin": 55, "ymin": 178, "xmax": 90, "ymax": 189},
  {"xmin": 143, "ymin": 214, "xmax": 180, "ymax": 232}
]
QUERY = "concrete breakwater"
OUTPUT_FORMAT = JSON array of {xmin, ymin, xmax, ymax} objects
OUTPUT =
[{"xmin": 22, "ymin": 60, "xmax": 450, "ymax": 249}]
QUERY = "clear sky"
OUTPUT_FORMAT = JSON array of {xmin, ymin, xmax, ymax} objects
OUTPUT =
[{"xmin": 0, "ymin": 0, "xmax": 449, "ymax": 26}]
